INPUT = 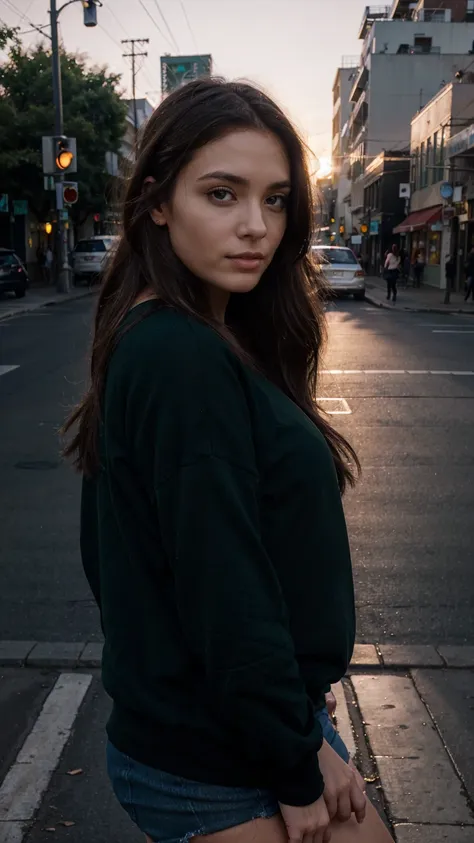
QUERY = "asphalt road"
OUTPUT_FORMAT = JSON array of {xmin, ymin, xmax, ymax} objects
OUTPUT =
[{"xmin": 0, "ymin": 296, "xmax": 473, "ymax": 645}]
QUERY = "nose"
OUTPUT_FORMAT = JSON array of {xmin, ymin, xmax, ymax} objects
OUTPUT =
[{"xmin": 237, "ymin": 199, "xmax": 267, "ymax": 241}]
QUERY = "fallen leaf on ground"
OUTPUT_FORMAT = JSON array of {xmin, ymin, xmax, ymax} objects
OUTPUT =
[
  {"xmin": 60, "ymin": 821, "xmax": 76, "ymax": 828},
  {"xmin": 66, "ymin": 768, "xmax": 83, "ymax": 776},
  {"xmin": 364, "ymin": 775, "xmax": 378, "ymax": 783},
  {"xmin": 43, "ymin": 828, "xmax": 56, "ymax": 833}
]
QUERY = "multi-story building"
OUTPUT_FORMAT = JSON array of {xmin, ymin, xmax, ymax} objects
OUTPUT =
[
  {"xmin": 394, "ymin": 81, "xmax": 474, "ymax": 288},
  {"xmin": 345, "ymin": 2, "xmax": 474, "ymax": 237},
  {"xmin": 331, "ymin": 58, "xmax": 359, "ymax": 243},
  {"xmin": 362, "ymin": 150, "xmax": 411, "ymax": 273}
]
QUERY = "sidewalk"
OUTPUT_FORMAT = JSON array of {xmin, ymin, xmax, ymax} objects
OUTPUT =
[
  {"xmin": 365, "ymin": 275, "xmax": 474, "ymax": 315},
  {"xmin": 1, "ymin": 644, "xmax": 473, "ymax": 843},
  {"xmin": 0, "ymin": 284, "xmax": 96, "ymax": 323}
]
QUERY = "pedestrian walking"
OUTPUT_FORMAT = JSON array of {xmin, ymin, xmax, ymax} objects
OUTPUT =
[
  {"xmin": 464, "ymin": 246, "xmax": 474, "ymax": 302},
  {"xmin": 44, "ymin": 246, "xmax": 53, "ymax": 284},
  {"xmin": 384, "ymin": 244, "xmax": 401, "ymax": 302},
  {"xmin": 63, "ymin": 79, "xmax": 393, "ymax": 843},
  {"xmin": 412, "ymin": 245, "xmax": 425, "ymax": 288}
]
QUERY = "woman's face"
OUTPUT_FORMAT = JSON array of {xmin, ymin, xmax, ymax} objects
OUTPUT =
[{"xmin": 150, "ymin": 129, "xmax": 291, "ymax": 318}]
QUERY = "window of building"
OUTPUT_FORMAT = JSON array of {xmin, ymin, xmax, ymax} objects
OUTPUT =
[
  {"xmin": 428, "ymin": 230, "xmax": 441, "ymax": 265},
  {"xmin": 436, "ymin": 130, "xmax": 445, "ymax": 182},
  {"xmin": 414, "ymin": 36, "xmax": 433, "ymax": 53},
  {"xmin": 420, "ymin": 141, "xmax": 428, "ymax": 188},
  {"xmin": 411, "ymin": 147, "xmax": 419, "ymax": 190},
  {"xmin": 422, "ymin": 10, "xmax": 447, "ymax": 23},
  {"xmin": 426, "ymin": 136, "xmax": 433, "ymax": 186},
  {"xmin": 468, "ymin": 1, "xmax": 474, "ymax": 22}
]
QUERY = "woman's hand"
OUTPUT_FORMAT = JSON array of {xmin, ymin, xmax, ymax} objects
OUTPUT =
[
  {"xmin": 279, "ymin": 795, "xmax": 332, "ymax": 843},
  {"xmin": 318, "ymin": 739, "xmax": 366, "ymax": 825},
  {"xmin": 325, "ymin": 690, "xmax": 337, "ymax": 718}
]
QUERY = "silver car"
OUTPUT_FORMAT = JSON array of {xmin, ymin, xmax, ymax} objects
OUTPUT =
[
  {"xmin": 72, "ymin": 236, "xmax": 118, "ymax": 285},
  {"xmin": 312, "ymin": 245, "xmax": 366, "ymax": 300}
]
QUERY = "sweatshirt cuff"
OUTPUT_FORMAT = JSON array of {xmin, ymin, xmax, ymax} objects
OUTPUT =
[{"xmin": 274, "ymin": 746, "xmax": 325, "ymax": 807}]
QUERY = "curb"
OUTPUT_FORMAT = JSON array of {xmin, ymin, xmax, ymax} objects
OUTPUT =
[
  {"xmin": 1, "ymin": 641, "xmax": 474, "ymax": 670},
  {"xmin": 0, "ymin": 287, "xmax": 96, "ymax": 323},
  {"xmin": 364, "ymin": 291, "xmax": 474, "ymax": 315}
]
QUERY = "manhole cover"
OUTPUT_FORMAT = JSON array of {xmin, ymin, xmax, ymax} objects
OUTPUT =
[{"xmin": 15, "ymin": 460, "xmax": 60, "ymax": 470}]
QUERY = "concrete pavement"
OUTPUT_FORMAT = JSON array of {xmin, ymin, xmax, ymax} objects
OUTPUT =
[
  {"xmin": 365, "ymin": 275, "xmax": 474, "ymax": 314},
  {"xmin": 0, "ymin": 285, "xmax": 96, "ymax": 323},
  {"xmin": 0, "ymin": 663, "xmax": 473, "ymax": 843}
]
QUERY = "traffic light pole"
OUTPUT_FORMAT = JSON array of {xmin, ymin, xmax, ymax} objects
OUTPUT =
[{"xmin": 49, "ymin": 0, "xmax": 70, "ymax": 293}]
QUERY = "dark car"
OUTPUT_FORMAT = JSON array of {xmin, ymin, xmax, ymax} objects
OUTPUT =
[{"xmin": 0, "ymin": 249, "xmax": 29, "ymax": 298}]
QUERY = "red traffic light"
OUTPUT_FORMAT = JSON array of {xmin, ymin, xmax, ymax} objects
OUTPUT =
[
  {"xmin": 93, "ymin": 213, "xmax": 101, "ymax": 223},
  {"xmin": 63, "ymin": 184, "xmax": 78, "ymax": 205}
]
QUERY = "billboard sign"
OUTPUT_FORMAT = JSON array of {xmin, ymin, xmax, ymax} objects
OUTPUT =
[{"xmin": 160, "ymin": 54, "xmax": 212, "ymax": 95}]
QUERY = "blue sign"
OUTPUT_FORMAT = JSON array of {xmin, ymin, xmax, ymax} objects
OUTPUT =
[
  {"xmin": 0, "ymin": 194, "xmax": 8, "ymax": 213},
  {"xmin": 369, "ymin": 220, "xmax": 379, "ymax": 235}
]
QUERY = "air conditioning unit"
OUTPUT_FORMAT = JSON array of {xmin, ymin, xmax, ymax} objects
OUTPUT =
[{"xmin": 399, "ymin": 183, "xmax": 411, "ymax": 199}]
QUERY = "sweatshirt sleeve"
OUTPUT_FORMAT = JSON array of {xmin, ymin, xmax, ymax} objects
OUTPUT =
[{"xmin": 126, "ymin": 318, "xmax": 325, "ymax": 806}]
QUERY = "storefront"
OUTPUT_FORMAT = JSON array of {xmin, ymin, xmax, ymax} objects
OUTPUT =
[{"xmin": 393, "ymin": 205, "xmax": 443, "ymax": 287}]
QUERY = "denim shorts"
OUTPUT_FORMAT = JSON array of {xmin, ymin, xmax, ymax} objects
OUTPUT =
[{"xmin": 107, "ymin": 707, "xmax": 350, "ymax": 843}]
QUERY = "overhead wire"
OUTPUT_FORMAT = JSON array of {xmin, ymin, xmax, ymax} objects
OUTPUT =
[
  {"xmin": 152, "ymin": 0, "xmax": 179, "ymax": 53},
  {"xmin": 180, "ymin": 0, "xmax": 198, "ymax": 53},
  {"xmin": 138, "ymin": 0, "xmax": 174, "ymax": 50}
]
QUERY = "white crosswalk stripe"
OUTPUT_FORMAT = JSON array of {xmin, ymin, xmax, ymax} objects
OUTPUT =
[
  {"xmin": 0, "ymin": 673, "xmax": 92, "ymax": 843},
  {"xmin": 0, "ymin": 366, "xmax": 19, "ymax": 378}
]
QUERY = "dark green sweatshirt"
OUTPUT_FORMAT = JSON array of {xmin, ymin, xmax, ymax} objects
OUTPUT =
[{"xmin": 81, "ymin": 302, "xmax": 355, "ymax": 807}]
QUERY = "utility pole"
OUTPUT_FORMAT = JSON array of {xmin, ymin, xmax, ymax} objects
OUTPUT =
[{"xmin": 122, "ymin": 39, "xmax": 149, "ymax": 141}]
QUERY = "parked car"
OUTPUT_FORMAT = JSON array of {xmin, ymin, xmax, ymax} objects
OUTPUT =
[
  {"xmin": 0, "ymin": 248, "xmax": 29, "ymax": 298},
  {"xmin": 72, "ymin": 236, "xmax": 118, "ymax": 285},
  {"xmin": 312, "ymin": 245, "xmax": 366, "ymax": 300}
]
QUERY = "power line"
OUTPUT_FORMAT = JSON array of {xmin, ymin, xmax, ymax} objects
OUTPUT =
[
  {"xmin": 152, "ymin": 0, "xmax": 179, "ymax": 53},
  {"xmin": 180, "ymin": 0, "xmax": 198, "ymax": 53},
  {"xmin": 138, "ymin": 0, "xmax": 174, "ymax": 50}
]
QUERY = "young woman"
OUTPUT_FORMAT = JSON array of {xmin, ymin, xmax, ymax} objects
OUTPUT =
[
  {"xmin": 64, "ymin": 79, "xmax": 393, "ymax": 843},
  {"xmin": 384, "ymin": 245, "xmax": 401, "ymax": 303}
]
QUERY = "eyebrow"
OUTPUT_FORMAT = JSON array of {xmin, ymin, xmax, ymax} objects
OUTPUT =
[{"xmin": 197, "ymin": 170, "xmax": 291, "ymax": 191}]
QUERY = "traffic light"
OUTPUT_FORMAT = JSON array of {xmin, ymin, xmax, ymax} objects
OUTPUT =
[
  {"xmin": 54, "ymin": 135, "xmax": 74, "ymax": 173},
  {"xmin": 63, "ymin": 182, "xmax": 78, "ymax": 205},
  {"xmin": 339, "ymin": 225, "xmax": 345, "ymax": 235},
  {"xmin": 83, "ymin": 0, "xmax": 97, "ymax": 27}
]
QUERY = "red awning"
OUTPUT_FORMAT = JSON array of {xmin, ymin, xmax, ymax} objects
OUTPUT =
[{"xmin": 393, "ymin": 206, "xmax": 442, "ymax": 234}]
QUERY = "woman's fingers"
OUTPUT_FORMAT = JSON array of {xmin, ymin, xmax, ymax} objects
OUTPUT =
[{"xmin": 350, "ymin": 779, "xmax": 367, "ymax": 824}]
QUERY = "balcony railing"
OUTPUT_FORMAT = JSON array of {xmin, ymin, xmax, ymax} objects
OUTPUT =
[
  {"xmin": 341, "ymin": 55, "xmax": 360, "ymax": 69},
  {"xmin": 358, "ymin": 5, "xmax": 392, "ymax": 39}
]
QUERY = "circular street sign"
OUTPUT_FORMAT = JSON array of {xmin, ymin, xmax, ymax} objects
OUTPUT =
[
  {"xmin": 63, "ymin": 185, "xmax": 78, "ymax": 205},
  {"xmin": 440, "ymin": 182, "xmax": 454, "ymax": 200}
]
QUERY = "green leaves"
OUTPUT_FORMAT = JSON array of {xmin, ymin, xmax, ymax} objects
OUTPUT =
[{"xmin": 0, "ymin": 26, "xmax": 127, "ymax": 222}]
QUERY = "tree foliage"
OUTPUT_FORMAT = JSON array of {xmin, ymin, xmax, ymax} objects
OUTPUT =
[{"xmin": 0, "ymin": 26, "xmax": 127, "ymax": 222}]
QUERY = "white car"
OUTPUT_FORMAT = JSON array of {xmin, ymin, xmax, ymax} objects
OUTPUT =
[
  {"xmin": 312, "ymin": 245, "xmax": 366, "ymax": 300},
  {"xmin": 72, "ymin": 236, "xmax": 119, "ymax": 285}
]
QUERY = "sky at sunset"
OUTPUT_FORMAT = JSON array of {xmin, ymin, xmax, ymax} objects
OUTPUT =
[{"xmin": 0, "ymin": 0, "xmax": 369, "ymax": 163}]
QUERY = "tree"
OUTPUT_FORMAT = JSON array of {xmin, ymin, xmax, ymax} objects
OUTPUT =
[{"xmin": 0, "ymin": 27, "xmax": 127, "ymax": 225}]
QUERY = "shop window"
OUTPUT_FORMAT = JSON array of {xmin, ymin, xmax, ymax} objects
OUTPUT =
[{"xmin": 428, "ymin": 231, "xmax": 441, "ymax": 265}]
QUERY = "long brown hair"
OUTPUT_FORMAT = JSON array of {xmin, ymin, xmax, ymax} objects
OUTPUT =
[{"xmin": 63, "ymin": 78, "xmax": 360, "ymax": 491}]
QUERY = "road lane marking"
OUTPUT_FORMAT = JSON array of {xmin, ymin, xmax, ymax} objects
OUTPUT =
[
  {"xmin": 318, "ymin": 397, "xmax": 351, "ymax": 415},
  {"xmin": 0, "ymin": 366, "xmax": 19, "ymax": 377},
  {"xmin": 0, "ymin": 673, "xmax": 92, "ymax": 834},
  {"xmin": 432, "ymin": 330, "xmax": 474, "ymax": 334},
  {"xmin": 321, "ymin": 369, "xmax": 474, "ymax": 376}
]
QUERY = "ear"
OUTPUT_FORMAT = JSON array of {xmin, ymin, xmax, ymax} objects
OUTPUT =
[{"xmin": 143, "ymin": 176, "xmax": 168, "ymax": 227}]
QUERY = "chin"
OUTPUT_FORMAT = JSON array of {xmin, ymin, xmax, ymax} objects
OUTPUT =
[{"xmin": 223, "ymin": 272, "xmax": 263, "ymax": 294}]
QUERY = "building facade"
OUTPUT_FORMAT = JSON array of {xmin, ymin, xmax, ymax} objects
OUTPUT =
[
  {"xmin": 345, "ymin": 3, "xmax": 474, "ymax": 241},
  {"xmin": 362, "ymin": 150, "xmax": 411, "ymax": 273},
  {"xmin": 395, "ymin": 81, "xmax": 474, "ymax": 287},
  {"xmin": 331, "ymin": 59, "xmax": 359, "ymax": 243}
]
